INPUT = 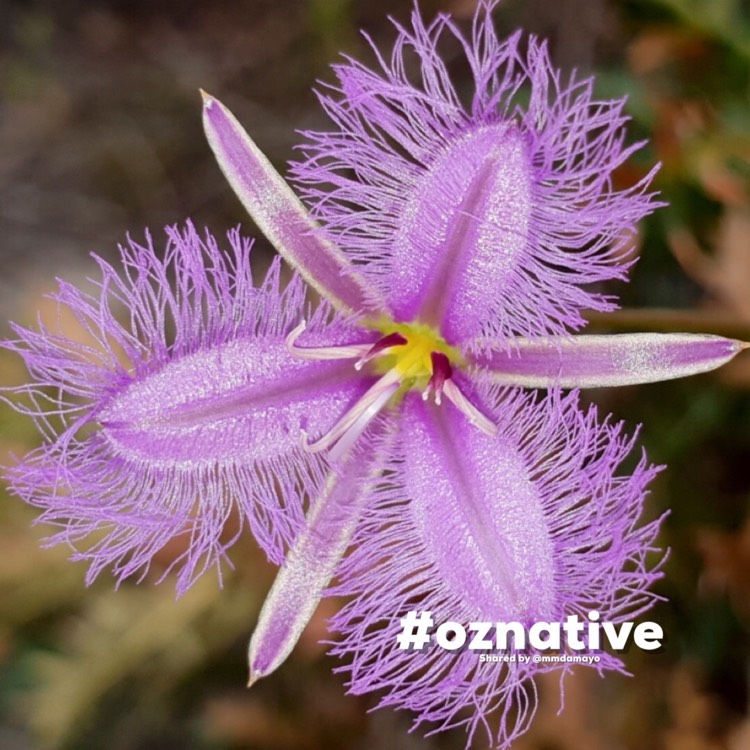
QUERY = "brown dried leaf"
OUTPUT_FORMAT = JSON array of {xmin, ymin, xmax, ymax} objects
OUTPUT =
[
  {"xmin": 664, "ymin": 663, "xmax": 727, "ymax": 750},
  {"xmin": 697, "ymin": 517, "xmax": 750, "ymax": 619},
  {"xmin": 669, "ymin": 208, "xmax": 750, "ymax": 322}
]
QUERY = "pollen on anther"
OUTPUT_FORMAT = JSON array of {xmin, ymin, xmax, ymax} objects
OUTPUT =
[{"xmin": 355, "ymin": 332, "xmax": 408, "ymax": 371}]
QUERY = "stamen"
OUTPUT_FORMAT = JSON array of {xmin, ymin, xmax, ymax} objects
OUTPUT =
[
  {"xmin": 286, "ymin": 320, "xmax": 494, "ymax": 449},
  {"xmin": 354, "ymin": 332, "xmax": 407, "ymax": 371},
  {"xmin": 328, "ymin": 384, "xmax": 396, "ymax": 462},
  {"xmin": 426, "ymin": 351, "xmax": 452, "ymax": 405},
  {"xmin": 285, "ymin": 320, "xmax": 373, "ymax": 361},
  {"xmin": 302, "ymin": 369, "xmax": 401, "ymax": 457},
  {"xmin": 442, "ymin": 379, "xmax": 498, "ymax": 437}
]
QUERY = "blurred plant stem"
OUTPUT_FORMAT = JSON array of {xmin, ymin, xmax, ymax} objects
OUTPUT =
[{"xmin": 586, "ymin": 308, "xmax": 750, "ymax": 340}]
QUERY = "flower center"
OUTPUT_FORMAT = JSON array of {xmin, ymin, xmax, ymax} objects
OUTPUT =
[
  {"xmin": 371, "ymin": 322, "xmax": 460, "ymax": 384},
  {"xmin": 285, "ymin": 320, "xmax": 495, "ymax": 460}
]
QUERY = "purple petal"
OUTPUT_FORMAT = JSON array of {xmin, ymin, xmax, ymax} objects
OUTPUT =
[
  {"xmin": 3, "ymin": 223, "xmax": 371, "ymax": 593},
  {"xmin": 470, "ymin": 333, "xmax": 745, "ymax": 388},
  {"xmin": 386, "ymin": 125, "xmax": 533, "ymax": 333},
  {"xmin": 202, "ymin": 93, "xmax": 380, "ymax": 315},
  {"xmin": 330, "ymin": 388, "xmax": 663, "ymax": 747},
  {"xmin": 291, "ymin": 4, "xmax": 659, "ymax": 342}
]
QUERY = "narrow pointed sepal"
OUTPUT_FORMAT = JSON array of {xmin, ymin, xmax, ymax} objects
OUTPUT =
[
  {"xmin": 247, "ymin": 419, "xmax": 393, "ymax": 682},
  {"xmin": 201, "ymin": 92, "xmax": 379, "ymax": 314},
  {"xmin": 471, "ymin": 333, "xmax": 746, "ymax": 388}
]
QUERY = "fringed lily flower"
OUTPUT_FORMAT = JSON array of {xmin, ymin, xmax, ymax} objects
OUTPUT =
[{"xmin": 3, "ymin": 1, "xmax": 748, "ymax": 747}]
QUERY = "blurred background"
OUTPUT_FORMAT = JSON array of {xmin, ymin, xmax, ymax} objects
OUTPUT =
[{"xmin": 2, "ymin": 0, "xmax": 750, "ymax": 748}]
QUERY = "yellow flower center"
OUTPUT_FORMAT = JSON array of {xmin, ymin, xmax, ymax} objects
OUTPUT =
[
  {"xmin": 373, "ymin": 321, "xmax": 463, "ymax": 389},
  {"xmin": 284, "ymin": 317, "xmax": 497, "ymax": 457}
]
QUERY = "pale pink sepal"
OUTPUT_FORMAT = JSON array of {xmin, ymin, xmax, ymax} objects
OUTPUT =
[
  {"xmin": 247, "ymin": 425, "xmax": 390, "ymax": 684},
  {"xmin": 472, "ymin": 333, "xmax": 746, "ymax": 388},
  {"xmin": 202, "ymin": 92, "xmax": 378, "ymax": 314}
]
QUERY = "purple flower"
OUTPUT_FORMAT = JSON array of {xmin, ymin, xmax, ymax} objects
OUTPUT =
[{"xmin": 3, "ymin": 1, "xmax": 747, "ymax": 747}]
